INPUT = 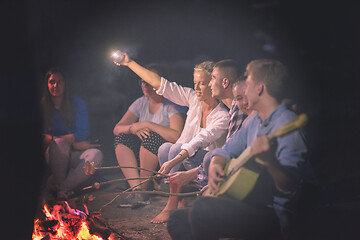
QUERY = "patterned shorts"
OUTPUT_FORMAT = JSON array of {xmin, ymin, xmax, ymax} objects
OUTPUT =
[{"xmin": 114, "ymin": 131, "xmax": 166, "ymax": 158}]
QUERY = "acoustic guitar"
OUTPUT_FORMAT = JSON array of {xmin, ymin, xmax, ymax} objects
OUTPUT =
[{"xmin": 203, "ymin": 114, "xmax": 308, "ymax": 200}]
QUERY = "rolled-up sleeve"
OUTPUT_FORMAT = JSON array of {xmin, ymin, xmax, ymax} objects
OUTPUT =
[
  {"xmin": 156, "ymin": 77, "xmax": 195, "ymax": 107},
  {"xmin": 181, "ymin": 110, "xmax": 229, "ymax": 157},
  {"xmin": 210, "ymin": 124, "xmax": 248, "ymax": 161}
]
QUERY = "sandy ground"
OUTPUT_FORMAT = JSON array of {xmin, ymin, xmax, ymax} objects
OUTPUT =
[
  {"xmin": 39, "ymin": 168, "xmax": 187, "ymax": 240},
  {"xmin": 37, "ymin": 167, "xmax": 360, "ymax": 239},
  {"xmin": 86, "ymin": 183, "xmax": 173, "ymax": 240}
]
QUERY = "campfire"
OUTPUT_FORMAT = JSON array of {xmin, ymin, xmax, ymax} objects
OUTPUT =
[{"xmin": 32, "ymin": 201, "xmax": 114, "ymax": 240}]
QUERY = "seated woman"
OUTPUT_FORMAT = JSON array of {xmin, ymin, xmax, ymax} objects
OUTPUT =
[
  {"xmin": 154, "ymin": 77, "xmax": 254, "ymax": 224},
  {"xmin": 114, "ymin": 54, "xmax": 230, "ymax": 222},
  {"xmin": 113, "ymin": 64, "xmax": 186, "ymax": 207},
  {"xmin": 41, "ymin": 67, "xmax": 103, "ymax": 199}
]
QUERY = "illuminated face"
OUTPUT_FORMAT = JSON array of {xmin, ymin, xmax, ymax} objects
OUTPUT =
[
  {"xmin": 193, "ymin": 70, "xmax": 212, "ymax": 102},
  {"xmin": 48, "ymin": 73, "xmax": 65, "ymax": 97},
  {"xmin": 209, "ymin": 67, "xmax": 224, "ymax": 99},
  {"xmin": 244, "ymin": 75, "xmax": 259, "ymax": 110},
  {"xmin": 232, "ymin": 82, "xmax": 251, "ymax": 115},
  {"xmin": 140, "ymin": 80, "xmax": 157, "ymax": 97}
]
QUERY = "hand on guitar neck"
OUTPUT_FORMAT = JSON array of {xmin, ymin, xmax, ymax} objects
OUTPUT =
[
  {"xmin": 253, "ymin": 136, "xmax": 297, "ymax": 192},
  {"xmin": 251, "ymin": 135, "xmax": 277, "ymax": 167}
]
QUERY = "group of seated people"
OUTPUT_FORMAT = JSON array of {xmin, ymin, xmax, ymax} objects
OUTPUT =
[{"xmin": 42, "ymin": 53, "xmax": 317, "ymax": 239}]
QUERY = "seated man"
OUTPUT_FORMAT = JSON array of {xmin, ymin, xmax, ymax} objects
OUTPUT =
[
  {"xmin": 151, "ymin": 59, "xmax": 249, "ymax": 223},
  {"xmin": 167, "ymin": 59, "xmax": 317, "ymax": 240}
]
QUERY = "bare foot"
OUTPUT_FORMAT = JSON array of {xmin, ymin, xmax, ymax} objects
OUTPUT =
[{"xmin": 150, "ymin": 209, "xmax": 173, "ymax": 224}]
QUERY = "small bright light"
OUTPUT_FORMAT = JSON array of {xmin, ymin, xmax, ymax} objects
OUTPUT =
[{"xmin": 112, "ymin": 52, "xmax": 119, "ymax": 58}]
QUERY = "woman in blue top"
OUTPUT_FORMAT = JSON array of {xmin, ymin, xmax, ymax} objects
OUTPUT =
[
  {"xmin": 42, "ymin": 67, "xmax": 103, "ymax": 199},
  {"xmin": 113, "ymin": 65, "xmax": 186, "ymax": 206}
]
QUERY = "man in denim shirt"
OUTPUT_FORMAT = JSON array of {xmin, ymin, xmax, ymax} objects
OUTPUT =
[{"xmin": 167, "ymin": 59, "xmax": 316, "ymax": 240}]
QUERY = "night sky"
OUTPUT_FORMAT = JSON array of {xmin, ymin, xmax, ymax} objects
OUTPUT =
[{"xmin": 2, "ymin": 0, "xmax": 359, "ymax": 239}]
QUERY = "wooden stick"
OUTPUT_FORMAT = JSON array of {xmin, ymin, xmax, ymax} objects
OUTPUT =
[
  {"xmin": 82, "ymin": 175, "xmax": 169, "ymax": 190},
  {"xmin": 98, "ymin": 177, "xmax": 152, "ymax": 212},
  {"xmin": 86, "ymin": 190, "xmax": 201, "ymax": 205},
  {"xmin": 83, "ymin": 161, "xmax": 167, "ymax": 176}
]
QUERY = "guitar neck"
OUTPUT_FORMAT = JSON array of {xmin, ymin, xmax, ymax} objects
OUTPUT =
[
  {"xmin": 227, "ymin": 147, "xmax": 254, "ymax": 178},
  {"xmin": 226, "ymin": 114, "xmax": 307, "ymax": 177},
  {"xmin": 267, "ymin": 113, "xmax": 307, "ymax": 140}
]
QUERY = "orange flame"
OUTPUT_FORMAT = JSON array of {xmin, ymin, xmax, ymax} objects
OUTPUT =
[{"xmin": 32, "ymin": 204, "xmax": 112, "ymax": 240}]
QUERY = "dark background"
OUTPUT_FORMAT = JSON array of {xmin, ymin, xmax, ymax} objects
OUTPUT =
[{"xmin": 1, "ymin": 0, "xmax": 359, "ymax": 238}]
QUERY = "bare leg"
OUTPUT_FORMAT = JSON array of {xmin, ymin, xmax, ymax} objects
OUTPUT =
[
  {"xmin": 115, "ymin": 144, "xmax": 141, "ymax": 189},
  {"xmin": 139, "ymin": 146, "xmax": 158, "ymax": 191},
  {"xmin": 178, "ymin": 197, "xmax": 186, "ymax": 208},
  {"xmin": 151, "ymin": 182, "xmax": 181, "ymax": 223},
  {"xmin": 152, "ymin": 168, "xmax": 199, "ymax": 223}
]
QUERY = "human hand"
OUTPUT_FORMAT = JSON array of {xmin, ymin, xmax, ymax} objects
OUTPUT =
[
  {"xmin": 129, "ymin": 121, "xmax": 147, "ymax": 134},
  {"xmin": 134, "ymin": 128, "xmax": 151, "ymax": 141},
  {"xmin": 42, "ymin": 134, "xmax": 53, "ymax": 147},
  {"xmin": 158, "ymin": 160, "xmax": 174, "ymax": 175},
  {"xmin": 198, "ymin": 185, "xmax": 209, "ymax": 196},
  {"xmin": 251, "ymin": 135, "xmax": 277, "ymax": 166},
  {"xmin": 167, "ymin": 171, "xmax": 192, "ymax": 186},
  {"xmin": 207, "ymin": 160, "xmax": 225, "ymax": 195},
  {"xmin": 113, "ymin": 51, "xmax": 131, "ymax": 66}
]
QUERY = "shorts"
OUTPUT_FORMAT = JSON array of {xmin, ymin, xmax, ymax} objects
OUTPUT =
[{"xmin": 114, "ymin": 130, "xmax": 167, "ymax": 158}]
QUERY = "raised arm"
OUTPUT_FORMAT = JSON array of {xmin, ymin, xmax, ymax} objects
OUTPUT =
[{"xmin": 114, "ymin": 53, "xmax": 162, "ymax": 89}]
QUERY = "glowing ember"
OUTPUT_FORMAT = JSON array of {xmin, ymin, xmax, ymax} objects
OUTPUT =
[{"xmin": 32, "ymin": 203, "xmax": 113, "ymax": 240}]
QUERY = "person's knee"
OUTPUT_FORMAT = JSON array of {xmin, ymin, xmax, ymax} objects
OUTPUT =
[
  {"xmin": 190, "ymin": 197, "xmax": 213, "ymax": 222},
  {"xmin": 167, "ymin": 210, "xmax": 180, "ymax": 233},
  {"xmin": 50, "ymin": 138, "xmax": 71, "ymax": 153},
  {"xmin": 169, "ymin": 143, "xmax": 182, "ymax": 159},
  {"xmin": 158, "ymin": 142, "xmax": 172, "ymax": 166},
  {"xmin": 81, "ymin": 149, "xmax": 103, "ymax": 167},
  {"xmin": 168, "ymin": 208, "xmax": 192, "ymax": 240}
]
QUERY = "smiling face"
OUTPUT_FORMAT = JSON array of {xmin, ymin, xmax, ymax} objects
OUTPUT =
[
  {"xmin": 48, "ymin": 73, "xmax": 65, "ymax": 97},
  {"xmin": 232, "ymin": 81, "xmax": 251, "ymax": 115},
  {"xmin": 244, "ymin": 74, "xmax": 261, "ymax": 110},
  {"xmin": 193, "ymin": 70, "xmax": 212, "ymax": 102}
]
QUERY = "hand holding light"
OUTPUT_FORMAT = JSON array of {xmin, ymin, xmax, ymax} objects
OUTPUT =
[{"xmin": 112, "ymin": 50, "xmax": 128, "ymax": 66}]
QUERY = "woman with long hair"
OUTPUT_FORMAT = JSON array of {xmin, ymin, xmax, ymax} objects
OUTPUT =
[
  {"xmin": 41, "ymin": 67, "xmax": 103, "ymax": 199},
  {"xmin": 114, "ymin": 54, "xmax": 230, "ymax": 222},
  {"xmin": 113, "ymin": 65, "xmax": 186, "ymax": 207}
]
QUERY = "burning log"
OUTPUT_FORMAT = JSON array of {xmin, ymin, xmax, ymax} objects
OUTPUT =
[
  {"xmin": 88, "ymin": 218, "xmax": 112, "ymax": 239},
  {"xmin": 32, "ymin": 202, "xmax": 116, "ymax": 240}
]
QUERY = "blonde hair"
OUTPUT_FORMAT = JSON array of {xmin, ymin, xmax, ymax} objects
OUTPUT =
[{"xmin": 194, "ymin": 61, "xmax": 215, "ymax": 75}]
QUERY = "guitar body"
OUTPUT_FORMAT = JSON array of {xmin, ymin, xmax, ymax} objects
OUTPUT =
[
  {"xmin": 203, "ymin": 114, "xmax": 307, "ymax": 201},
  {"xmin": 203, "ymin": 147, "xmax": 263, "ymax": 200}
]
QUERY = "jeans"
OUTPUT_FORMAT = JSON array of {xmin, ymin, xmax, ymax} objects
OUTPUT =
[
  {"xmin": 158, "ymin": 142, "xmax": 208, "ymax": 174},
  {"xmin": 46, "ymin": 138, "xmax": 103, "ymax": 191},
  {"xmin": 168, "ymin": 196, "xmax": 282, "ymax": 240}
]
